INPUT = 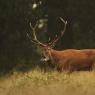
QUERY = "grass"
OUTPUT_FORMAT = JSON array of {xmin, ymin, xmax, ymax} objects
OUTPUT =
[{"xmin": 0, "ymin": 69, "xmax": 95, "ymax": 95}]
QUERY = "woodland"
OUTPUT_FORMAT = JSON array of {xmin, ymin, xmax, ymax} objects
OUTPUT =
[{"xmin": 0, "ymin": 0, "xmax": 95, "ymax": 74}]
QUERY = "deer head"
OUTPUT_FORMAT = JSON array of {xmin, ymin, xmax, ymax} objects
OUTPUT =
[{"xmin": 27, "ymin": 17, "xmax": 67, "ymax": 62}]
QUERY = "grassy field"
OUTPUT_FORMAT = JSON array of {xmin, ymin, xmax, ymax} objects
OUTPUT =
[{"xmin": 0, "ymin": 69, "xmax": 95, "ymax": 95}]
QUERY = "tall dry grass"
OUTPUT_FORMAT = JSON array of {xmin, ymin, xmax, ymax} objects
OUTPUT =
[{"xmin": 0, "ymin": 69, "xmax": 95, "ymax": 95}]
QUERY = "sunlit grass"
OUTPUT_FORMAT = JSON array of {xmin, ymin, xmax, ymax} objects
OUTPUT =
[{"xmin": 0, "ymin": 69, "xmax": 95, "ymax": 95}]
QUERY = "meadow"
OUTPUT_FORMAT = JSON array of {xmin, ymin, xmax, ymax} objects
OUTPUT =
[{"xmin": 0, "ymin": 68, "xmax": 95, "ymax": 95}]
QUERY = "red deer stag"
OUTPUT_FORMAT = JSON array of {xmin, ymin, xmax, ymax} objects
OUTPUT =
[{"xmin": 27, "ymin": 17, "xmax": 95, "ymax": 72}]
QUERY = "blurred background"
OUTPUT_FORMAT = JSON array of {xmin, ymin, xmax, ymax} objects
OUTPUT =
[{"xmin": 0, "ymin": 0, "xmax": 95, "ymax": 74}]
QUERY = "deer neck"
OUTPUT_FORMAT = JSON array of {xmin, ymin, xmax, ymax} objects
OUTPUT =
[{"xmin": 49, "ymin": 49, "xmax": 61, "ymax": 64}]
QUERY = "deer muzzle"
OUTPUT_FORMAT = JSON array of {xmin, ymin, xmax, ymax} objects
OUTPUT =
[{"xmin": 40, "ymin": 58, "xmax": 49, "ymax": 62}]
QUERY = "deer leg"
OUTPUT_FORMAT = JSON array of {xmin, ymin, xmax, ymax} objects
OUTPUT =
[
  {"xmin": 92, "ymin": 62, "xmax": 95, "ymax": 71},
  {"xmin": 56, "ymin": 64, "xmax": 67, "ymax": 72},
  {"xmin": 57, "ymin": 67, "xmax": 62, "ymax": 72}
]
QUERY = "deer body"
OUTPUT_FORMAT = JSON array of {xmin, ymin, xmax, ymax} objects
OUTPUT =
[
  {"xmin": 28, "ymin": 17, "xmax": 95, "ymax": 72},
  {"xmin": 48, "ymin": 49, "xmax": 95, "ymax": 71}
]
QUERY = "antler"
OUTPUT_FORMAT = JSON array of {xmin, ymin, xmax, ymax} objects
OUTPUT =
[
  {"xmin": 27, "ymin": 20, "xmax": 46, "ymax": 47},
  {"xmin": 48, "ymin": 17, "xmax": 67, "ymax": 47},
  {"xmin": 27, "ymin": 17, "xmax": 67, "ymax": 48}
]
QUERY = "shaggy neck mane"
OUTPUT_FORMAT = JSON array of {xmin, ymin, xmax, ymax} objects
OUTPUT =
[{"xmin": 50, "ymin": 49, "xmax": 64, "ymax": 61}]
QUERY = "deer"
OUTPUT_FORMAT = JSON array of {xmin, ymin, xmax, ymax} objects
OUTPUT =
[{"xmin": 27, "ymin": 17, "xmax": 95, "ymax": 72}]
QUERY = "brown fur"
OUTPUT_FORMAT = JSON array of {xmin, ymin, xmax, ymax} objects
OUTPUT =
[
  {"xmin": 30, "ymin": 17, "xmax": 95, "ymax": 72},
  {"xmin": 49, "ymin": 49, "xmax": 95, "ymax": 72}
]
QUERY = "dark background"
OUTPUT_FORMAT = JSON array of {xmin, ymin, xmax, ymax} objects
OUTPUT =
[{"xmin": 0, "ymin": 0, "xmax": 95, "ymax": 74}]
